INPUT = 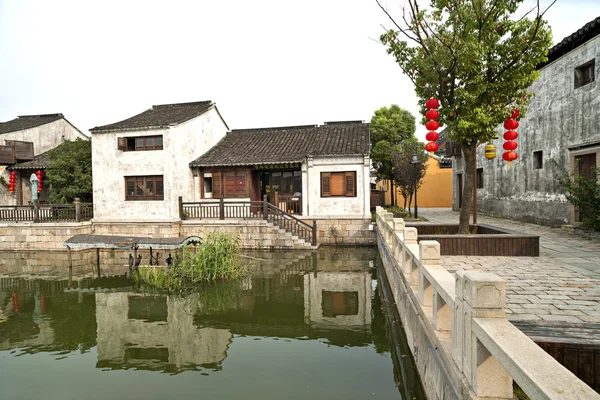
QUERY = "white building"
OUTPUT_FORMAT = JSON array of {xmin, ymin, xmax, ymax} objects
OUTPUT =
[
  {"xmin": 90, "ymin": 101, "xmax": 229, "ymax": 222},
  {"xmin": 189, "ymin": 121, "xmax": 371, "ymax": 219},
  {"xmin": 0, "ymin": 113, "xmax": 88, "ymax": 204}
]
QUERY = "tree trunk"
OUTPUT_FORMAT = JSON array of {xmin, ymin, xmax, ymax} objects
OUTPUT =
[
  {"xmin": 407, "ymin": 192, "xmax": 413, "ymax": 217},
  {"xmin": 390, "ymin": 180, "xmax": 395, "ymax": 206},
  {"xmin": 459, "ymin": 142, "xmax": 476, "ymax": 234}
]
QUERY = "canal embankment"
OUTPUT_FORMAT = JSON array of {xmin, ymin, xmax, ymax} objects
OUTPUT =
[{"xmin": 375, "ymin": 207, "xmax": 599, "ymax": 399}]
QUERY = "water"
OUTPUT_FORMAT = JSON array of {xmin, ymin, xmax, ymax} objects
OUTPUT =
[{"xmin": 0, "ymin": 248, "xmax": 424, "ymax": 400}]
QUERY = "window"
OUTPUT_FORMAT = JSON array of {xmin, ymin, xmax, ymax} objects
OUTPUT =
[
  {"xmin": 533, "ymin": 150, "xmax": 543, "ymax": 169},
  {"xmin": 321, "ymin": 171, "xmax": 356, "ymax": 197},
  {"xmin": 574, "ymin": 59, "xmax": 595, "ymax": 88},
  {"xmin": 118, "ymin": 135, "xmax": 163, "ymax": 151},
  {"xmin": 208, "ymin": 170, "xmax": 248, "ymax": 198},
  {"xmin": 125, "ymin": 176, "xmax": 164, "ymax": 200},
  {"xmin": 476, "ymin": 168, "xmax": 483, "ymax": 189}
]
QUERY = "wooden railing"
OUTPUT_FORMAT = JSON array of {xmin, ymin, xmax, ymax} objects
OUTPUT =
[
  {"xmin": 180, "ymin": 197, "xmax": 316, "ymax": 246},
  {"xmin": 375, "ymin": 207, "xmax": 599, "ymax": 400},
  {"xmin": 0, "ymin": 200, "xmax": 93, "ymax": 223}
]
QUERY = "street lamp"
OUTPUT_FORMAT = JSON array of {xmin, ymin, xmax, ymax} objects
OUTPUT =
[{"xmin": 410, "ymin": 154, "xmax": 421, "ymax": 219}]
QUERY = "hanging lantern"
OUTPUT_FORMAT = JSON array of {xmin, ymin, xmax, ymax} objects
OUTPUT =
[
  {"xmin": 425, "ymin": 109, "xmax": 439, "ymax": 120},
  {"xmin": 503, "ymin": 130, "xmax": 519, "ymax": 141},
  {"xmin": 36, "ymin": 170, "xmax": 43, "ymax": 192},
  {"xmin": 425, "ymin": 120, "xmax": 439, "ymax": 131},
  {"xmin": 424, "ymin": 97, "xmax": 441, "ymax": 154},
  {"xmin": 425, "ymin": 98, "xmax": 440, "ymax": 109},
  {"xmin": 425, "ymin": 142, "xmax": 439, "ymax": 152},
  {"xmin": 8, "ymin": 171, "xmax": 17, "ymax": 192},
  {"xmin": 503, "ymin": 110, "xmax": 520, "ymax": 164},
  {"xmin": 502, "ymin": 151, "xmax": 518, "ymax": 163},
  {"xmin": 425, "ymin": 131, "xmax": 439, "ymax": 141},
  {"xmin": 484, "ymin": 143, "xmax": 496, "ymax": 159}
]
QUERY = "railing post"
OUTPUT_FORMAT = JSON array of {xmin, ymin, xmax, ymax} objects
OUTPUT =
[
  {"xmin": 312, "ymin": 220, "xmax": 317, "ymax": 247},
  {"xmin": 219, "ymin": 197, "xmax": 225, "ymax": 220},
  {"xmin": 453, "ymin": 269, "xmax": 466, "ymax": 372},
  {"xmin": 463, "ymin": 271, "xmax": 512, "ymax": 399},
  {"xmin": 74, "ymin": 197, "xmax": 81, "ymax": 222},
  {"xmin": 418, "ymin": 240, "xmax": 439, "ymax": 308},
  {"xmin": 178, "ymin": 196, "xmax": 184, "ymax": 220},
  {"xmin": 263, "ymin": 195, "xmax": 268, "ymax": 220},
  {"xmin": 33, "ymin": 200, "xmax": 39, "ymax": 223}
]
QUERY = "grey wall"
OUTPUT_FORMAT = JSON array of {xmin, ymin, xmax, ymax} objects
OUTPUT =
[{"xmin": 453, "ymin": 34, "xmax": 600, "ymax": 226}]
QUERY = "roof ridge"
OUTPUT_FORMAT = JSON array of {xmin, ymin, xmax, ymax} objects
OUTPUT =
[
  {"xmin": 322, "ymin": 120, "xmax": 364, "ymax": 125},
  {"xmin": 231, "ymin": 124, "xmax": 317, "ymax": 133},
  {"xmin": 152, "ymin": 100, "xmax": 212, "ymax": 110},
  {"xmin": 16, "ymin": 113, "xmax": 63, "ymax": 119}
]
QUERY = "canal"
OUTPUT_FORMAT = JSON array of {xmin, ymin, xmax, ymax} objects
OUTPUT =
[{"xmin": 0, "ymin": 247, "xmax": 424, "ymax": 400}]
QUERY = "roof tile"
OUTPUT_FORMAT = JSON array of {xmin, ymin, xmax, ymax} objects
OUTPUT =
[{"xmin": 0, "ymin": 114, "xmax": 64, "ymax": 135}]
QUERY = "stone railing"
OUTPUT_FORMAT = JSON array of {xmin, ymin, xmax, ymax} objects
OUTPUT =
[{"xmin": 375, "ymin": 207, "xmax": 598, "ymax": 400}]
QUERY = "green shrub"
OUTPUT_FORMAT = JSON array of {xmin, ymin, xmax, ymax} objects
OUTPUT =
[
  {"xmin": 555, "ymin": 163, "xmax": 600, "ymax": 231},
  {"xmin": 386, "ymin": 205, "xmax": 409, "ymax": 218}
]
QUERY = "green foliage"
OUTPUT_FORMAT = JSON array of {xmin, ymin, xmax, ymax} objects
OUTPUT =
[
  {"xmin": 556, "ymin": 165, "xmax": 600, "ymax": 231},
  {"xmin": 134, "ymin": 232, "xmax": 250, "ymax": 291},
  {"xmin": 379, "ymin": 0, "xmax": 552, "ymax": 144},
  {"xmin": 46, "ymin": 139, "xmax": 92, "ymax": 204},
  {"xmin": 385, "ymin": 205, "xmax": 409, "ymax": 218},
  {"xmin": 370, "ymin": 105, "xmax": 416, "ymax": 182},
  {"xmin": 378, "ymin": 0, "xmax": 553, "ymax": 232}
]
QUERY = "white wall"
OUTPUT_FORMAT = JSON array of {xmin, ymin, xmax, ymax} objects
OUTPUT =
[
  {"xmin": 0, "ymin": 118, "xmax": 87, "ymax": 205},
  {"xmin": 305, "ymin": 155, "xmax": 370, "ymax": 218},
  {"xmin": 0, "ymin": 118, "xmax": 87, "ymax": 155},
  {"xmin": 91, "ymin": 107, "xmax": 228, "ymax": 221}
]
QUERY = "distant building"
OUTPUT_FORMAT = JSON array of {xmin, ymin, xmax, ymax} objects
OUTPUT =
[
  {"xmin": 0, "ymin": 113, "xmax": 87, "ymax": 204},
  {"xmin": 452, "ymin": 17, "xmax": 600, "ymax": 226}
]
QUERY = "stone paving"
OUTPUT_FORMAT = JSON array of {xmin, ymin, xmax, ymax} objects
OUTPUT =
[{"xmin": 418, "ymin": 209, "xmax": 600, "ymax": 323}]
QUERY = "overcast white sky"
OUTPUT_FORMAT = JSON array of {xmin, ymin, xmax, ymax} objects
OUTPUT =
[{"xmin": 1, "ymin": 0, "xmax": 598, "ymax": 142}]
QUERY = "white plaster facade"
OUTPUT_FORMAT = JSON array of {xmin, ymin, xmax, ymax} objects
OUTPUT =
[
  {"xmin": 91, "ymin": 106, "xmax": 228, "ymax": 222},
  {"xmin": 0, "ymin": 117, "xmax": 87, "ymax": 205},
  {"xmin": 303, "ymin": 155, "xmax": 371, "ymax": 218}
]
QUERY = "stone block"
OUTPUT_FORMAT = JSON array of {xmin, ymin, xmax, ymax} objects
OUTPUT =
[
  {"xmin": 419, "ymin": 240, "xmax": 440, "ymax": 266},
  {"xmin": 463, "ymin": 271, "xmax": 506, "ymax": 317},
  {"xmin": 404, "ymin": 227, "xmax": 418, "ymax": 245}
]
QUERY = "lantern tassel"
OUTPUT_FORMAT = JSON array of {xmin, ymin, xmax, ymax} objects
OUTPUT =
[{"xmin": 507, "ymin": 161, "xmax": 512, "ymax": 170}]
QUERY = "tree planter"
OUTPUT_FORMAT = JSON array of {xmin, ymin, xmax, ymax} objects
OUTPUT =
[{"xmin": 405, "ymin": 223, "xmax": 539, "ymax": 256}]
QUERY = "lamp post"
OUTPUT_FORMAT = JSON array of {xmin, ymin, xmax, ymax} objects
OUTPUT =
[{"xmin": 410, "ymin": 154, "xmax": 421, "ymax": 219}]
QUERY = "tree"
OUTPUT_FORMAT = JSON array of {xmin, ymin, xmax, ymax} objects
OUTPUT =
[
  {"xmin": 370, "ymin": 105, "xmax": 416, "ymax": 206},
  {"xmin": 391, "ymin": 138, "xmax": 428, "ymax": 214},
  {"xmin": 46, "ymin": 138, "xmax": 92, "ymax": 203},
  {"xmin": 555, "ymin": 164, "xmax": 600, "ymax": 231},
  {"xmin": 377, "ymin": 0, "xmax": 553, "ymax": 233}
]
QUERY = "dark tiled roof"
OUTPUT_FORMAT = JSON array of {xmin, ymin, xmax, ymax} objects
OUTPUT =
[
  {"xmin": 9, "ymin": 149, "xmax": 51, "ymax": 170},
  {"xmin": 90, "ymin": 101, "xmax": 214, "ymax": 133},
  {"xmin": 540, "ymin": 16, "xmax": 600, "ymax": 68},
  {"xmin": 0, "ymin": 114, "xmax": 64, "ymax": 135},
  {"xmin": 190, "ymin": 122, "xmax": 370, "ymax": 167}
]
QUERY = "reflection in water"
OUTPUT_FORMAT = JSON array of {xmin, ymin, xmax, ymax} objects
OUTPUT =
[{"xmin": 0, "ymin": 247, "xmax": 424, "ymax": 400}]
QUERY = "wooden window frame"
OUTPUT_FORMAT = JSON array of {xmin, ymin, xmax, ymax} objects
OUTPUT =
[
  {"xmin": 476, "ymin": 168, "xmax": 484, "ymax": 189},
  {"xmin": 321, "ymin": 171, "xmax": 357, "ymax": 197},
  {"xmin": 117, "ymin": 135, "xmax": 163, "ymax": 152},
  {"xmin": 207, "ymin": 170, "xmax": 249, "ymax": 199},
  {"xmin": 125, "ymin": 175, "xmax": 164, "ymax": 201},
  {"xmin": 574, "ymin": 59, "xmax": 595, "ymax": 89}
]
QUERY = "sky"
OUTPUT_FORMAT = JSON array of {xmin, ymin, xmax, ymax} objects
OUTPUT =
[{"xmin": 1, "ymin": 0, "xmax": 599, "ymax": 142}]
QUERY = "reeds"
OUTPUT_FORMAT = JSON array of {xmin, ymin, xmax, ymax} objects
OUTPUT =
[{"xmin": 134, "ymin": 232, "xmax": 250, "ymax": 292}]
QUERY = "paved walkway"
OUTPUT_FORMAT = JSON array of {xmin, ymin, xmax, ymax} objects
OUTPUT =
[{"xmin": 418, "ymin": 209, "xmax": 600, "ymax": 324}]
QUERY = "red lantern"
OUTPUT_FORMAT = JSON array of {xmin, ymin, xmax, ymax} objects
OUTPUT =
[
  {"xmin": 503, "ymin": 141, "xmax": 518, "ymax": 151},
  {"xmin": 8, "ymin": 171, "xmax": 17, "ymax": 192},
  {"xmin": 503, "ymin": 131, "xmax": 518, "ymax": 141},
  {"xmin": 502, "ymin": 151, "xmax": 518, "ymax": 162},
  {"xmin": 425, "ymin": 109, "xmax": 439, "ymax": 120},
  {"xmin": 425, "ymin": 120, "xmax": 439, "ymax": 131},
  {"xmin": 425, "ymin": 131, "xmax": 439, "ymax": 141},
  {"xmin": 425, "ymin": 142, "xmax": 439, "ymax": 152},
  {"xmin": 504, "ymin": 119, "xmax": 519, "ymax": 130},
  {"xmin": 508, "ymin": 109, "xmax": 519, "ymax": 119},
  {"xmin": 425, "ymin": 98, "xmax": 439, "ymax": 109}
]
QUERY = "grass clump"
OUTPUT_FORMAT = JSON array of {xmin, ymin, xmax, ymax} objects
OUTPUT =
[{"xmin": 134, "ymin": 232, "xmax": 249, "ymax": 292}]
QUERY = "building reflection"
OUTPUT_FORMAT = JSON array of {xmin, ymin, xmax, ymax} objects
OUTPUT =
[{"xmin": 0, "ymin": 247, "xmax": 379, "ymax": 373}]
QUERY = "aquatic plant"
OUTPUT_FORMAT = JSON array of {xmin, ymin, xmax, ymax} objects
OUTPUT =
[{"xmin": 134, "ymin": 232, "xmax": 250, "ymax": 291}]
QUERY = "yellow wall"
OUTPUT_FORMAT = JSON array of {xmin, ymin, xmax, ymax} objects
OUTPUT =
[{"xmin": 376, "ymin": 157, "xmax": 452, "ymax": 208}]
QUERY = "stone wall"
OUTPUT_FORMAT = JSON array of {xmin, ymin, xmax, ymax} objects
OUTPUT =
[
  {"xmin": 453, "ymin": 34, "xmax": 600, "ymax": 226},
  {"xmin": 304, "ymin": 217, "xmax": 375, "ymax": 246},
  {"xmin": 0, "ymin": 221, "xmax": 92, "ymax": 251}
]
